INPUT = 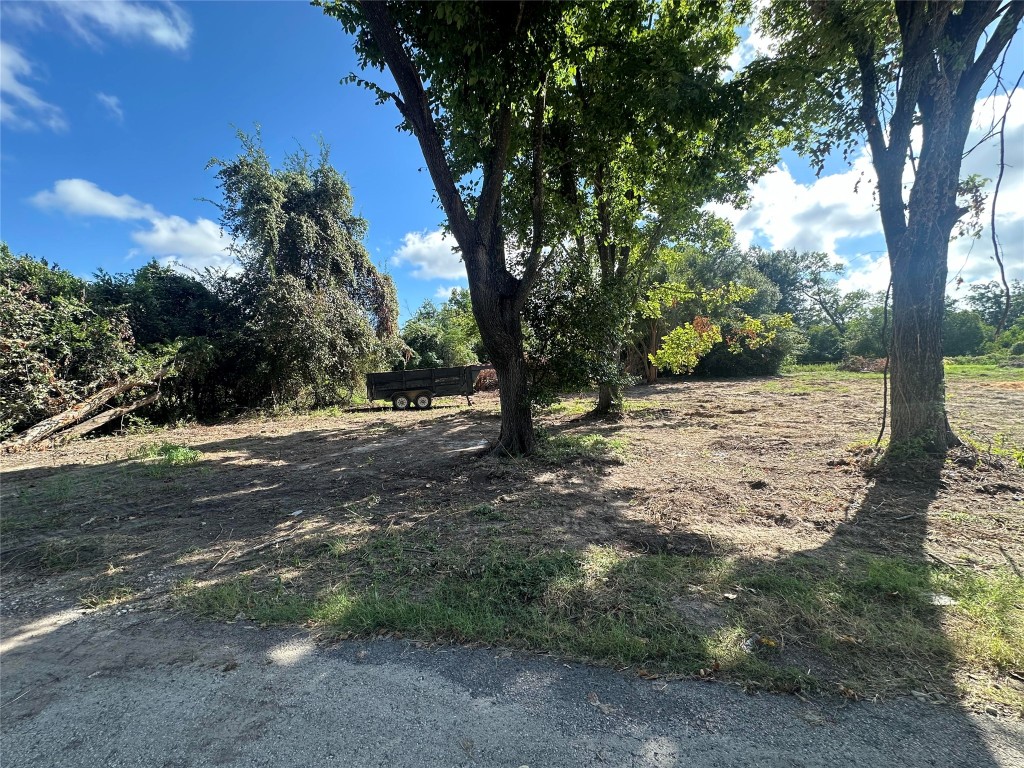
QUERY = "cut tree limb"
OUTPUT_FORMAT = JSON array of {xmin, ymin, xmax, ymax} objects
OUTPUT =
[
  {"xmin": 52, "ymin": 392, "xmax": 161, "ymax": 445},
  {"xmin": 2, "ymin": 366, "xmax": 167, "ymax": 451}
]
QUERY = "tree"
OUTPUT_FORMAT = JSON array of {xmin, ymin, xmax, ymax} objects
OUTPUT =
[
  {"xmin": 208, "ymin": 132, "xmax": 400, "ymax": 406},
  {"xmin": 749, "ymin": 248, "xmax": 869, "ymax": 334},
  {"xmin": 761, "ymin": 1, "xmax": 1024, "ymax": 452},
  {"xmin": 535, "ymin": 2, "xmax": 784, "ymax": 413},
  {"xmin": 321, "ymin": 0, "xmax": 573, "ymax": 454},
  {"xmin": 942, "ymin": 309, "xmax": 987, "ymax": 357},
  {"xmin": 965, "ymin": 279, "xmax": 1024, "ymax": 330},
  {"xmin": 401, "ymin": 288, "xmax": 483, "ymax": 369},
  {"xmin": 89, "ymin": 261, "xmax": 224, "ymax": 347}
]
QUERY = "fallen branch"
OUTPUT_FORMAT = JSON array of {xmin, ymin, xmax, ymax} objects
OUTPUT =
[
  {"xmin": 206, "ymin": 533, "xmax": 300, "ymax": 573},
  {"xmin": 2, "ymin": 366, "xmax": 168, "ymax": 451},
  {"xmin": 53, "ymin": 392, "xmax": 160, "ymax": 445}
]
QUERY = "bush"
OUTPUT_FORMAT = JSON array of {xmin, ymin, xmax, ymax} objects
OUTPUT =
[
  {"xmin": 1, "ymin": 245, "xmax": 138, "ymax": 438},
  {"xmin": 798, "ymin": 324, "xmax": 843, "ymax": 364},
  {"xmin": 693, "ymin": 315, "xmax": 800, "ymax": 377}
]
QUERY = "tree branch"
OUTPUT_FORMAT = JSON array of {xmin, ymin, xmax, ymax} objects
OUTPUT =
[
  {"xmin": 958, "ymin": 0, "xmax": 1024, "ymax": 108},
  {"xmin": 517, "ymin": 77, "xmax": 549, "ymax": 306},
  {"xmin": 357, "ymin": 1, "xmax": 475, "ymax": 250},
  {"xmin": 477, "ymin": 104, "xmax": 514, "ymax": 248}
]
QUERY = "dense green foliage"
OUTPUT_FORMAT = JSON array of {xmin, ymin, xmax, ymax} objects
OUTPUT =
[
  {"xmin": 1, "ymin": 138, "xmax": 400, "ymax": 437},
  {"xmin": 1, "ymin": 245, "xmax": 139, "ymax": 438},
  {"xmin": 400, "ymin": 288, "xmax": 483, "ymax": 370}
]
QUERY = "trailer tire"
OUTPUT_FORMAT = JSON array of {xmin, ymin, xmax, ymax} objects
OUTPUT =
[
  {"xmin": 392, "ymin": 393, "xmax": 410, "ymax": 411},
  {"xmin": 413, "ymin": 392, "xmax": 433, "ymax": 410}
]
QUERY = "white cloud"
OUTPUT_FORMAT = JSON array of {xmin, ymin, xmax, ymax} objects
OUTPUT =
[
  {"xmin": 392, "ymin": 229, "xmax": 465, "ymax": 280},
  {"xmin": 713, "ymin": 89, "xmax": 1024, "ymax": 295},
  {"xmin": 52, "ymin": 1, "xmax": 192, "ymax": 52},
  {"xmin": 0, "ymin": 4, "xmax": 46, "ymax": 29},
  {"xmin": 433, "ymin": 284, "xmax": 464, "ymax": 300},
  {"xmin": 96, "ymin": 92, "xmax": 123, "ymax": 122},
  {"xmin": 0, "ymin": 40, "xmax": 67, "ymax": 132},
  {"xmin": 727, "ymin": 1, "xmax": 776, "ymax": 72},
  {"xmin": 132, "ymin": 215, "xmax": 235, "ymax": 272},
  {"xmin": 32, "ymin": 178, "xmax": 157, "ymax": 219},
  {"xmin": 30, "ymin": 178, "xmax": 234, "ymax": 271}
]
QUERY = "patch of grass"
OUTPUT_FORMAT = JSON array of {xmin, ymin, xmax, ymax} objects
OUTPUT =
[
  {"xmin": 783, "ymin": 365, "xmax": 883, "ymax": 380},
  {"xmin": 34, "ymin": 475, "xmax": 74, "ymax": 503},
  {"xmin": 175, "ymin": 577, "xmax": 312, "ymax": 624},
  {"xmin": 543, "ymin": 399, "xmax": 590, "ymax": 416},
  {"xmin": 132, "ymin": 442, "xmax": 203, "ymax": 467},
  {"xmin": 29, "ymin": 537, "xmax": 105, "ymax": 572},
  {"xmin": 535, "ymin": 430, "xmax": 626, "ymax": 463},
  {"xmin": 79, "ymin": 579, "xmax": 135, "ymax": 610},
  {"xmin": 468, "ymin": 503, "xmax": 508, "ymax": 521},
  {"xmin": 0, "ymin": 507, "xmax": 67, "ymax": 536},
  {"xmin": 960, "ymin": 431, "xmax": 1024, "ymax": 470},
  {"xmin": 178, "ymin": 536, "xmax": 1023, "ymax": 709},
  {"xmin": 944, "ymin": 362, "xmax": 1024, "ymax": 381}
]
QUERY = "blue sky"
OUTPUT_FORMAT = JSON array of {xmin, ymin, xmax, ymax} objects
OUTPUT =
[{"xmin": 2, "ymin": 1, "xmax": 1021, "ymax": 323}]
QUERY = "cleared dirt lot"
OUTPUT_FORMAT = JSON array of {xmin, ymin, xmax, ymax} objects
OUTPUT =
[{"xmin": 2, "ymin": 371, "xmax": 1022, "ymax": 717}]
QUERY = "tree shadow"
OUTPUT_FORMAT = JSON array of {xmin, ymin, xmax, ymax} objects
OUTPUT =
[{"xmin": 0, "ymin": 409, "xmax": 1014, "ymax": 765}]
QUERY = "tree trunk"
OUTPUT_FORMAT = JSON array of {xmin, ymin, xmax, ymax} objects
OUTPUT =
[
  {"xmin": 594, "ymin": 383, "xmax": 621, "ymax": 414},
  {"xmin": 53, "ymin": 392, "xmax": 160, "ymax": 445},
  {"xmin": 471, "ymin": 278, "xmax": 535, "ymax": 456},
  {"xmin": 2, "ymin": 368, "xmax": 166, "ymax": 451},
  {"xmin": 888, "ymin": 235, "xmax": 951, "ymax": 452}
]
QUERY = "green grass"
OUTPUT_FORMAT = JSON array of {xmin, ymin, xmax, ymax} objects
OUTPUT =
[
  {"xmin": 781, "ymin": 361, "xmax": 1024, "ymax": 383},
  {"xmin": 535, "ymin": 431, "xmax": 626, "ymax": 462},
  {"xmin": 944, "ymin": 362, "xmax": 1024, "ymax": 381},
  {"xmin": 176, "ymin": 536, "xmax": 1023, "ymax": 708},
  {"xmin": 132, "ymin": 442, "xmax": 203, "ymax": 466}
]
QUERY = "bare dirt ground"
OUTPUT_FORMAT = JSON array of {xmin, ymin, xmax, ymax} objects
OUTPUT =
[
  {"xmin": 2, "ymin": 372, "xmax": 1023, "ymax": 764},
  {"xmin": 3, "ymin": 373, "xmax": 1021, "ymax": 593}
]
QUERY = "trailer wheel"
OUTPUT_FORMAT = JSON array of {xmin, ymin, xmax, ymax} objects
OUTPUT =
[
  {"xmin": 392, "ymin": 393, "xmax": 410, "ymax": 410},
  {"xmin": 414, "ymin": 392, "xmax": 433, "ymax": 410}
]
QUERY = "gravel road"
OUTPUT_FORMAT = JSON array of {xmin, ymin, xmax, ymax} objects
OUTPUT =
[{"xmin": 1, "ymin": 609, "xmax": 1020, "ymax": 767}]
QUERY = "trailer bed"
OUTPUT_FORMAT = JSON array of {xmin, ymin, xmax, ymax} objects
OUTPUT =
[{"xmin": 366, "ymin": 365, "xmax": 484, "ymax": 409}]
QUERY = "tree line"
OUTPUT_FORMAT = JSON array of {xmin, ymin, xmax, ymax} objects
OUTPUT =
[
  {"xmin": 323, "ymin": 0, "xmax": 1023, "ymax": 456},
  {"xmin": 3, "ymin": 0, "xmax": 1022, "ymax": 459}
]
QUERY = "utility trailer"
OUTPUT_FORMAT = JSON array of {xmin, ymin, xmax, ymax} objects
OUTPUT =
[{"xmin": 366, "ymin": 365, "xmax": 486, "ymax": 410}]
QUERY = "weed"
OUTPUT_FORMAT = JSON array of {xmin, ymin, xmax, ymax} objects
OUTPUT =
[
  {"xmin": 79, "ymin": 579, "xmax": 135, "ymax": 609},
  {"xmin": 535, "ymin": 430, "xmax": 626, "ymax": 462},
  {"xmin": 468, "ymin": 503, "xmax": 508, "ymax": 521},
  {"xmin": 960, "ymin": 430, "xmax": 1024, "ymax": 470},
  {"xmin": 123, "ymin": 414, "xmax": 158, "ymax": 435},
  {"xmin": 31, "ymin": 538, "xmax": 105, "ymax": 572},
  {"xmin": 131, "ymin": 442, "xmax": 203, "ymax": 467}
]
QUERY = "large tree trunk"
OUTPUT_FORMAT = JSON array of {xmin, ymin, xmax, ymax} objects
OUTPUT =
[
  {"xmin": 594, "ymin": 383, "xmax": 620, "ymax": 415},
  {"xmin": 888, "ymin": 233, "xmax": 951, "ymax": 451},
  {"xmin": 472, "ymin": 283, "xmax": 535, "ymax": 455},
  {"xmin": 884, "ymin": 84, "xmax": 975, "ymax": 453}
]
